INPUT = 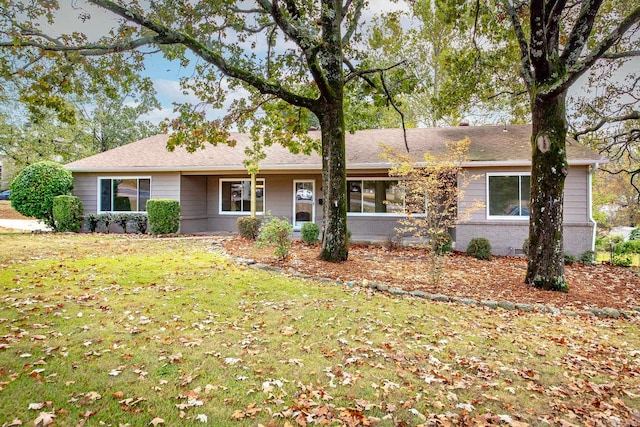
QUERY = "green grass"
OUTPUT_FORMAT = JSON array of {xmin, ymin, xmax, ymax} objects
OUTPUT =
[{"xmin": 1, "ymin": 234, "xmax": 639, "ymax": 426}]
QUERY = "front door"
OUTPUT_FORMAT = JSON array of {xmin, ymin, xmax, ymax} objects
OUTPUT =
[{"xmin": 293, "ymin": 180, "xmax": 315, "ymax": 230}]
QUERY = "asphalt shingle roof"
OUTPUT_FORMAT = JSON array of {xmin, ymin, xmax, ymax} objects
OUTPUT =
[{"xmin": 65, "ymin": 124, "xmax": 605, "ymax": 172}]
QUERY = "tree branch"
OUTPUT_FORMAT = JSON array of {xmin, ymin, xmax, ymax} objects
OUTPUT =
[
  {"xmin": 560, "ymin": 0, "xmax": 604, "ymax": 67},
  {"xmin": 544, "ymin": 4, "xmax": 640, "ymax": 99},
  {"xmin": 505, "ymin": 0, "xmax": 533, "ymax": 88},
  {"xmin": 573, "ymin": 110, "xmax": 640, "ymax": 139},
  {"xmin": 87, "ymin": 0, "xmax": 317, "ymax": 111},
  {"xmin": 602, "ymin": 50, "xmax": 640, "ymax": 59}
]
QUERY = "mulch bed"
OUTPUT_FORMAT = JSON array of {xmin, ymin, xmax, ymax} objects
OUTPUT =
[{"xmin": 222, "ymin": 237, "xmax": 640, "ymax": 312}]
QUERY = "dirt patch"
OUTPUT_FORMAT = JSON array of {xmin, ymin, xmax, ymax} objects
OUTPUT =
[
  {"xmin": 0, "ymin": 201, "xmax": 30, "ymax": 220},
  {"xmin": 222, "ymin": 237, "xmax": 640, "ymax": 312}
]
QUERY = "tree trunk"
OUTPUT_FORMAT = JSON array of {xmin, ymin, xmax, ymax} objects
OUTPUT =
[
  {"xmin": 525, "ymin": 92, "xmax": 569, "ymax": 291},
  {"xmin": 318, "ymin": 100, "xmax": 348, "ymax": 262}
]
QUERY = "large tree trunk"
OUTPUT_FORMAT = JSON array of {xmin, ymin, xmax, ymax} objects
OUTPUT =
[
  {"xmin": 319, "ymin": 100, "xmax": 348, "ymax": 262},
  {"xmin": 525, "ymin": 92, "xmax": 569, "ymax": 291}
]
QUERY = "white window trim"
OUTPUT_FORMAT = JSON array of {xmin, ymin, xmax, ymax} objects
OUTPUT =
[
  {"xmin": 486, "ymin": 172, "xmax": 530, "ymax": 220},
  {"xmin": 219, "ymin": 178, "xmax": 266, "ymax": 216},
  {"xmin": 346, "ymin": 177, "xmax": 410, "ymax": 217},
  {"xmin": 97, "ymin": 176, "xmax": 151, "ymax": 213}
]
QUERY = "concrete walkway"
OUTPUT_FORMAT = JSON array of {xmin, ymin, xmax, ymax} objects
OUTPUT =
[{"xmin": 0, "ymin": 219, "xmax": 50, "ymax": 231}]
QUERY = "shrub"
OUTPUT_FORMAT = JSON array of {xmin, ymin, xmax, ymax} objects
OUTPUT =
[
  {"xmin": 85, "ymin": 213, "xmax": 99, "ymax": 233},
  {"xmin": 466, "ymin": 237, "xmax": 492, "ymax": 260},
  {"xmin": 301, "ymin": 222, "xmax": 320, "ymax": 244},
  {"xmin": 579, "ymin": 250, "xmax": 596, "ymax": 265},
  {"xmin": 114, "ymin": 213, "xmax": 130, "ymax": 233},
  {"xmin": 613, "ymin": 254, "xmax": 633, "ymax": 267},
  {"xmin": 630, "ymin": 228, "xmax": 640, "ymax": 241},
  {"xmin": 615, "ymin": 240, "xmax": 640, "ymax": 255},
  {"xmin": 147, "ymin": 199, "xmax": 180, "ymax": 235},
  {"xmin": 130, "ymin": 213, "xmax": 148, "ymax": 234},
  {"xmin": 98, "ymin": 213, "xmax": 113, "ymax": 233},
  {"xmin": 237, "ymin": 216, "xmax": 262, "ymax": 240},
  {"xmin": 257, "ymin": 216, "xmax": 293, "ymax": 261},
  {"xmin": 384, "ymin": 233, "xmax": 402, "ymax": 251},
  {"xmin": 9, "ymin": 161, "xmax": 74, "ymax": 228},
  {"xmin": 52, "ymin": 195, "xmax": 84, "ymax": 232},
  {"xmin": 563, "ymin": 253, "xmax": 576, "ymax": 266}
]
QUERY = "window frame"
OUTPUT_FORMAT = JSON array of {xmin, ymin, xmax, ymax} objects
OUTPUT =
[
  {"xmin": 97, "ymin": 176, "xmax": 151, "ymax": 213},
  {"xmin": 219, "ymin": 178, "xmax": 266, "ymax": 215},
  {"xmin": 346, "ymin": 177, "xmax": 412, "ymax": 216},
  {"xmin": 486, "ymin": 172, "xmax": 531, "ymax": 220}
]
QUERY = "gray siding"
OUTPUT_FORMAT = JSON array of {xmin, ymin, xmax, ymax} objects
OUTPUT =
[
  {"xmin": 457, "ymin": 165, "xmax": 594, "ymax": 255},
  {"xmin": 71, "ymin": 172, "xmax": 180, "ymax": 215},
  {"xmin": 180, "ymin": 175, "xmax": 208, "ymax": 233}
]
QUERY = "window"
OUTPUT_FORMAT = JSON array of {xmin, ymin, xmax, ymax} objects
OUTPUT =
[
  {"xmin": 99, "ymin": 178, "xmax": 150, "ymax": 212},
  {"xmin": 220, "ymin": 179, "xmax": 265, "ymax": 214},
  {"xmin": 347, "ymin": 179, "xmax": 406, "ymax": 214},
  {"xmin": 487, "ymin": 174, "xmax": 530, "ymax": 218}
]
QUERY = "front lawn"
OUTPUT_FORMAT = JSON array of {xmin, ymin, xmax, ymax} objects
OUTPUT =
[{"xmin": 1, "ymin": 234, "xmax": 639, "ymax": 426}]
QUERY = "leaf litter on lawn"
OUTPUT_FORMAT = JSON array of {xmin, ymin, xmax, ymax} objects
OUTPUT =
[{"xmin": 0, "ymin": 234, "xmax": 639, "ymax": 426}]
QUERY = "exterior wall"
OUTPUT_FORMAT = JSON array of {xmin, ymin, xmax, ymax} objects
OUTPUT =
[
  {"xmin": 457, "ymin": 165, "xmax": 594, "ymax": 255},
  {"xmin": 180, "ymin": 175, "xmax": 208, "ymax": 233},
  {"xmin": 205, "ymin": 174, "xmax": 324, "ymax": 233},
  {"xmin": 71, "ymin": 172, "xmax": 181, "ymax": 214}
]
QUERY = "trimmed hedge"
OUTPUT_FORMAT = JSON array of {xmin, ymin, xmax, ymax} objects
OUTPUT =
[
  {"xmin": 9, "ymin": 161, "xmax": 74, "ymax": 228},
  {"xmin": 147, "ymin": 199, "xmax": 180, "ymax": 235},
  {"xmin": 52, "ymin": 195, "xmax": 84, "ymax": 232}
]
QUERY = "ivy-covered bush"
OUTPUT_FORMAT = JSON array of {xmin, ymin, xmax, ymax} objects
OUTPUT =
[
  {"xmin": 257, "ymin": 216, "xmax": 293, "ymax": 261},
  {"xmin": 52, "ymin": 195, "xmax": 84, "ymax": 232},
  {"xmin": 114, "ymin": 213, "xmax": 130, "ymax": 233},
  {"xmin": 613, "ymin": 254, "xmax": 633, "ymax": 267},
  {"xmin": 629, "ymin": 228, "xmax": 640, "ymax": 241},
  {"xmin": 147, "ymin": 199, "xmax": 180, "ymax": 235},
  {"xmin": 130, "ymin": 213, "xmax": 148, "ymax": 234},
  {"xmin": 301, "ymin": 222, "xmax": 320, "ymax": 244},
  {"xmin": 98, "ymin": 213, "xmax": 114, "ymax": 233},
  {"xmin": 466, "ymin": 237, "xmax": 492, "ymax": 260},
  {"xmin": 237, "ymin": 216, "xmax": 262, "ymax": 240},
  {"xmin": 9, "ymin": 161, "xmax": 74, "ymax": 228},
  {"xmin": 85, "ymin": 213, "xmax": 99, "ymax": 232}
]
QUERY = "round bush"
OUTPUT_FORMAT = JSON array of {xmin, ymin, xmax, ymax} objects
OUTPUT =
[
  {"xmin": 147, "ymin": 199, "xmax": 180, "ymax": 235},
  {"xmin": 301, "ymin": 222, "xmax": 320, "ymax": 244},
  {"xmin": 10, "ymin": 161, "xmax": 74, "ymax": 228},
  {"xmin": 466, "ymin": 237, "xmax": 492, "ymax": 260},
  {"xmin": 237, "ymin": 216, "xmax": 262, "ymax": 239},
  {"xmin": 52, "ymin": 195, "xmax": 84, "ymax": 232}
]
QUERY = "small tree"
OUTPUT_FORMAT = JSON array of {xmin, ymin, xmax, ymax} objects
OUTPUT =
[
  {"xmin": 257, "ymin": 216, "xmax": 293, "ymax": 261},
  {"xmin": 384, "ymin": 138, "xmax": 481, "ymax": 285},
  {"xmin": 9, "ymin": 161, "xmax": 74, "ymax": 228}
]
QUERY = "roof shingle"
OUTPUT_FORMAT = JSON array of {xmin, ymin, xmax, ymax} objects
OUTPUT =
[{"xmin": 65, "ymin": 124, "xmax": 605, "ymax": 172}]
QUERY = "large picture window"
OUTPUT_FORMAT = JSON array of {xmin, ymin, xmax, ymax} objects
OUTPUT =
[
  {"xmin": 347, "ymin": 179, "xmax": 406, "ymax": 214},
  {"xmin": 220, "ymin": 179, "xmax": 265, "ymax": 214},
  {"xmin": 487, "ymin": 174, "xmax": 530, "ymax": 218},
  {"xmin": 99, "ymin": 178, "xmax": 150, "ymax": 212}
]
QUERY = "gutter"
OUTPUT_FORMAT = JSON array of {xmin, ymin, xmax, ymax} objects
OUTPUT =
[{"xmin": 588, "ymin": 162, "xmax": 600, "ymax": 252}]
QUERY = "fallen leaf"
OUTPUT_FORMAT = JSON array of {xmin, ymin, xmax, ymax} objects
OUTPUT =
[
  {"xmin": 149, "ymin": 417, "xmax": 164, "ymax": 426},
  {"xmin": 33, "ymin": 412, "xmax": 55, "ymax": 426}
]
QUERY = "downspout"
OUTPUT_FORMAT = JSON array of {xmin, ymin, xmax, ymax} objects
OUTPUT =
[{"xmin": 588, "ymin": 162, "xmax": 599, "ymax": 251}]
